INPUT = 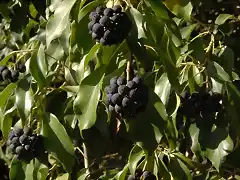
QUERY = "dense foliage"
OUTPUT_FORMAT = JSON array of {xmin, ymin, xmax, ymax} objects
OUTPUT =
[{"xmin": 0, "ymin": 0, "xmax": 240, "ymax": 179}]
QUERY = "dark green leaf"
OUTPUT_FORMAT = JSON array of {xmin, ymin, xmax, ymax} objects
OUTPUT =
[{"xmin": 42, "ymin": 113, "xmax": 75, "ymax": 172}]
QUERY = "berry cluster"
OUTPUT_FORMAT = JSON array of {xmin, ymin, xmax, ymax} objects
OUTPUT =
[
  {"xmin": 105, "ymin": 75, "xmax": 148, "ymax": 118},
  {"xmin": 88, "ymin": 5, "xmax": 132, "ymax": 46},
  {"xmin": 192, "ymin": 1, "xmax": 240, "ymax": 24},
  {"xmin": 178, "ymin": 91, "xmax": 222, "ymax": 119},
  {"xmin": 7, "ymin": 127, "xmax": 44, "ymax": 162},
  {"xmin": 127, "ymin": 170, "xmax": 156, "ymax": 180},
  {"xmin": 0, "ymin": 63, "xmax": 26, "ymax": 83}
]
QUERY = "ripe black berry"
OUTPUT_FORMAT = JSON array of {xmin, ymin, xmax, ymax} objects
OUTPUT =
[
  {"xmin": 100, "ymin": 38, "xmax": 107, "ymax": 45},
  {"xmin": 15, "ymin": 146, "xmax": 24, "ymax": 154},
  {"xmin": 115, "ymin": 104, "xmax": 122, "ymax": 113},
  {"xmin": 111, "ymin": 14, "xmax": 120, "ymax": 23},
  {"xmin": 10, "ymin": 69, "xmax": 19, "ymax": 82},
  {"xmin": 111, "ymin": 93, "xmax": 122, "ymax": 105},
  {"xmin": 104, "ymin": 8, "xmax": 114, "ymax": 17},
  {"xmin": 96, "ymin": 6, "xmax": 104, "ymax": 15},
  {"xmin": 109, "ymin": 105, "xmax": 114, "ymax": 112},
  {"xmin": 142, "ymin": 171, "xmax": 156, "ymax": 180},
  {"xmin": 9, "ymin": 144, "xmax": 15, "ymax": 153},
  {"xmin": 92, "ymin": 23, "xmax": 103, "ymax": 34},
  {"xmin": 113, "ymin": 5, "xmax": 122, "ymax": 13},
  {"xmin": 24, "ymin": 145, "xmax": 31, "ymax": 151},
  {"xmin": 118, "ymin": 85, "xmax": 129, "ymax": 96},
  {"xmin": 105, "ymin": 84, "xmax": 118, "ymax": 94},
  {"xmin": 19, "ymin": 134, "xmax": 28, "ymax": 144},
  {"xmin": 133, "ymin": 76, "xmax": 142, "ymax": 86},
  {"xmin": 105, "ymin": 94, "xmax": 112, "ymax": 105},
  {"xmin": 99, "ymin": 16, "xmax": 110, "ymax": 26},
  {"xmin": 2, "ymin": 69, "xmax": 11, "ymax": 81},
  {"xmin": 110, "ymin": 76, "xmax": 118, "ymax": 85},
  {"xmin": 122, "ymin": 97, "xmax": 130, "ymax": 107},
  {"xmin": 8, "ymin": 130, "xmax": 15, "ymax": 140},
  {"xmin": 117, "ymin": 76, "xmax": 126, "ymax": 86},
  {"xmin": 89, "ymin": 12, "xmax": 99, "ymax": 21},
  {"xmin": 127, "ymin": 81, "xmax": 137, "ymax": 89},
  {"xmin": 88, "ymin": 21, "xmax": 95, "ymax": 31},
  {"xmin": 16, "ymin": 63, "xmax": 26, "ymax": 73}
]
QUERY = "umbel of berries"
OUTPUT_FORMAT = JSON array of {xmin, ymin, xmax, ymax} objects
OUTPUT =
[
  {"xmin": 88, "ymin": 5, "xmax": 132, "ymax": 46},
  {"xmin": 178, "ymin": 91, "xmax": 222, "ymax": 119},
  {"xmin": 0, "ymin": 63, "xmax": 25, "ymax": 83},
  {"xmin": 7, "ymin": 127, "xmax": 45, "ymax": 162},
  {"xmin": 105, "ymin": 75, "xmax": 148, "ymax": 118}
]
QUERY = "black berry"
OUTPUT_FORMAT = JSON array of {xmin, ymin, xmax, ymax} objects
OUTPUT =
[
  {"xmin": 142, "ymin": 171, "xmax": 156, "ymax": 180},
  {"xmin": 104, "ymin": 8, "xmax": 114, "ymax": 17},
  {"xmin": 2, "ymin": 69, "xmax": 11, "ymax": 81},
  {"xmin": 96, "ymin": 6, "xmax": 105, "ymax": 15},
  {"xmin": 110, "ymin": 76, "xmax": 118, "ymax": 85},
  {"xmin": 111, "ymin": 93, "xmax": 122, "ymax": 105},
  {"xmin": 10, "ymin": 69, "xmax": 19, "ymax": 82},
  {"xmin": 113, "ymin": 5, "xmax": 122, "ymax": 13},
  {"xmin": 16, "ymin": 63, "xmax": 26, "ymax": 73},
  {"xmin": 117, "ymin": 76, "xmax": 126, "ymax": 86}
]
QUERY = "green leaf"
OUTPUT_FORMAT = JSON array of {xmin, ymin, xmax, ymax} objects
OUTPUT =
[
  {"xmin": 203, "ymin": 130, "xmax": 233, "ymax": 171},
  {"xmin": 215, "ymin": 14, "xmax": 234, "ymax": 25},
  {"xmin": 169, "ymin": 158, "xmax": 192, "ymax": 180},
  {"xmin": 189, "ymin": 124, "xmax": 201, "ymax": 155},
  {"xmin": 158, "ymin": 48, "xmax": 180, "ymax": 90},
  {"xmin": 10, "ymin": 159, "xmax": 26, "ymax": 180},
  {"xmin": 145, "ymin": 0, "xmax": 169, "ymax": 20},
  {"xmin": 46, "ymin": 0, "xmax": 77, "ymax": 47},
  {"xmin": 180, "ymin": 24, "xmax": 197, "ymax": 40},
  {"xmin": 207, "ymin": 61, "xmax": 230, "ymax": 82},
  {"xmin": 77, "ymin": 168, "xmax": 89, "ymax": 180},
  {"xmin": 128, "ymin": 145, "xmax": 145, "ymax": 176},
  {"xmin": 130, "ymin": 7, "xmax": 146, "ymax": 39},
  {"xmin": 0, "ymin": 83, "xmax": 17, "ymax": 110},
  {"xmin": 154, "ymin": 73, "xmax": 171, "ymax": 105},
  {"xmin": 77, "ymin": 44, "xmax": 101, "ymax": 84},
  {"xmin": 42, "ymin": 113, "xmax": 75, "ymax": 172},
  {"xmin": 73, "ymin": 66, "xmax": 105, "ymax": 132},
  {"xmin": 25, "ymin": 160, "xmax": 35, "ymax": 180},
  {"xmin": 217, "ymin": 46, "xmax": 234, "ymax": 77},
  {"xmin": 15, "ymin": 78, "xmax": 33, "ymax": 125},
  {"xmin": 128, "ymin": 89, "xmax": 166, "ymax": 151},
  {"xmin": 172, "ymin": 2, "xmax": 193, "ymax": 21},
  {"xmin": 34, "ymin": 160, "xmax": 48, "ymax": 180},
  {"xmin": 114, "ymin": 164, "xmax": 129, "ymax": 180},
  {"xmin": 56, "ymin": 173, "xmax": 70, "ymax": 180},
  {"xmin": 29, "ymin": 49, "xmax": 47, "ymax": 89},
  {"xmin": 1, "ymin": 110, "xmax": 13, "ymax": 139}
]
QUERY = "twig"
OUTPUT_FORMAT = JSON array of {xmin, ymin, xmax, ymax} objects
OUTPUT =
[
  {"xmin": 126, "ymin": 53, "xmax": 133, "ymax": 82},
  {"xmin": 83, "ymin": 143, "xmax": 90, "ymax": 174}
]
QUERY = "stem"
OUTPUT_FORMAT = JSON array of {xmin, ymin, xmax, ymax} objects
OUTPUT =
[
  {"xmin": 126, "ymin": 53, "xmax": 133, "ymax": 82},
  {"xmin": 83, "ymin": 143, "xmax": 90, "ymax": 174}
]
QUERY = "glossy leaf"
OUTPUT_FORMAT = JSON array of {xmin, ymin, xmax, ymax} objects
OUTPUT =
[
  {"xmin": 73, "ymin": 66, "xmax": 105, "ymax": 132},
  {"xmin": 42, "ymin": 113, "xmax": 75, "ymax": 172},
  {"xmin": 46, "ymin": 0, "xmax": 77, "ymax": 47},
  {"xmin": 15, "ymin": 78, "xmax": 33, "ymax": 125},
  {"xmin": 10, "ymin": 159, "xmax": 26, "ymax": 180},
  {"xmin": 128, "ymin": 145, "xmax": 144, "ymax": 176}
]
